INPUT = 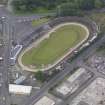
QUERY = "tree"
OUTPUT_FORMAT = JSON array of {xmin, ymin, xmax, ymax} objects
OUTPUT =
[
  {"xmin": 35, "ymin": 71, "xmax": 46, "ymax": 82},
  {"xmin": 94, "ymin": 0, "xmax": 105, "ymax": 9},
  {"xmin": 56, "ymin": 3, "xmax": 83, "ymax": 16},
  {"xmin": 75, "ymin": 0, "xmax": 95, "ymax": 10},
  {"xmin": 11, "ymin": 0, "xmax": 105, "ymax": 13}
]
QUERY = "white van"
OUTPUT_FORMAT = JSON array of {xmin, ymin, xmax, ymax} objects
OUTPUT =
[{"xmin": 0, "ymin": 57, "xmax": 3, "ymax": 61}]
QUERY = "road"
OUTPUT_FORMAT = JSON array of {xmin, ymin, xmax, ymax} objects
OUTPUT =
[
  {"xmin": 0, "ymin": 16, "xmax": 12, "ymax": 105},
  {"xmin": 20, "ymin": 34, "xmax": 105, "ymax": 105}
]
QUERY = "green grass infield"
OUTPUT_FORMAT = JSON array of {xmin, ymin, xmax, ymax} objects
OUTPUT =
[{"xmin": 22, "ymin": 23, "xmax": 89, "ymax": 70}]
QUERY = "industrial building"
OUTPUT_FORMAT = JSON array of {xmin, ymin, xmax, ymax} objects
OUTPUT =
[
  {"xmin": 34, "ymin": 96, "xmax": 55, "ymax": 105},
  {"xmin": 70, "ymin": 78, "xmax": 105, "ymax": 105},
  {"xmin": 9, "ymin": 84, "xmax": 32, "ymax": 95},
  {"xmin": 56, "ymin": 68, "xmax": 92, "ymax": 96}
]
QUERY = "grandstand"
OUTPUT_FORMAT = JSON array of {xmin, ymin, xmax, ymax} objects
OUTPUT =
[{"xmin": 10, "ymin": 45, "xmax": 22, "ymax": 65}]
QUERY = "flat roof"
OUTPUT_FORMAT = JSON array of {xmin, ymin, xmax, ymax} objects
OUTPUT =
[
  {"xmin": 34, "ymin": 96, "xmax": 55, "ymax": 105},
  {"xmin": 56, "ymin": 68, "xmax": 86, "ymax": 95},
  {"xmin": 70, "ymin": 78, "xmax": 105, "ymax": 105},
  {"xmin": 67, "ymin": 68, "xmax": 85, "ymax": 83},
  {"xmin": 77, "ymin": 101, "xmax": 89, "ymax": 105},
  {"xmin": 9, "ymin": 84, "xmax": 32, "ymax": 95}
]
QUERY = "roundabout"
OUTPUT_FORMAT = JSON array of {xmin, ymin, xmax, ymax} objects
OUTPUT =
[{"xmin": 18, "ymin": 22, "xmax": 89, "ymax": 72}]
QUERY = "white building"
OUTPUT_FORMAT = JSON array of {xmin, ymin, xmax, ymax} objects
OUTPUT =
[
  {"xmin": 9, "ymin": 84, "xmax": 32, "ymax": 95},
  {"xmin": 34, "ymin": 96, "xmax": 55, "ymax": 105}
]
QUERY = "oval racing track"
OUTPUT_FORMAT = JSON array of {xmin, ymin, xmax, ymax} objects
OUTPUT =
[{"xmin": 18, "ymin": 22, "xmax": 89, "ymax": 72}]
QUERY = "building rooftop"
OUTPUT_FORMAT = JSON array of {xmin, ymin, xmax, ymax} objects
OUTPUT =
[
  {"xmin": 34, "ymin": 96, "xmax": 55, "ymax": 105},
  {"xmin": 56, "ymin": 68, "xmax": 87, "ymax": 95},
  {"xmin": 9, "ymin": 84, "xmax": 32, "ymax": 95},
  {"xmin": 70, "ymin": 78, "xmax": 105, "ymax": 105},
  {"xmin": 77, "ymin": 101, "xmax": 89, "ymax": 105}
]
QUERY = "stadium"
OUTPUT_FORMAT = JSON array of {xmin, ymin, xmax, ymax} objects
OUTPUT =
[{"xmin": 18, "ymin": 17, "xmax": 98, "ymax": 72}]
